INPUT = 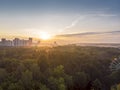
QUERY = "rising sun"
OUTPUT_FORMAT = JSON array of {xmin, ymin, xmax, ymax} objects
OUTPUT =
[{"xmin": 39, "ymin": 32, "xmax": 51, "ymax": 40}]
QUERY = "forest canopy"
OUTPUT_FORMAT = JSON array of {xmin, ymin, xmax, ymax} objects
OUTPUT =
[{"xmin": 0, "ymin": 46, "xmax": 120, "ymax": 90}]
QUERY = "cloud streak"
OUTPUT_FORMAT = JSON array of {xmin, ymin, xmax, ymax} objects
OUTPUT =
[
  {"xmin": 63, "ymin": 16, "xmax": 85, "ymax": 29},
  {"xmin": 56, "ymin": 30, "xmax": 120, "ymax": 37},
  {"xmin": 58, "ymin": 15, "xmax": 86, "ymax": 33},
  {"xmin": 58, "ymin": 13, "xmax": 117, "ymax": 33}
]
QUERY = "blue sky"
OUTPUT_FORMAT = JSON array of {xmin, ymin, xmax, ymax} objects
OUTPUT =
[{"xmin": 0, "ymin": 0, "xmax": 120, "ymax": 42}]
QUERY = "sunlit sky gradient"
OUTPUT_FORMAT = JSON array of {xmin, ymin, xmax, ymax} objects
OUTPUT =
[{"xmin": 0, "ymin": 0, "xmax": 120, "ymax": 43}]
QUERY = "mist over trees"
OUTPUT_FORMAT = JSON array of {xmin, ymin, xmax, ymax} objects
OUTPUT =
[{"xmin": 0, "ymin": 46, "xmax": 120, "ymax": 90}]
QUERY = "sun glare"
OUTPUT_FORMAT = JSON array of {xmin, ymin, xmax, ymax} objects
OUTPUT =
[{"xmin": 39, "ymin": 32, "xmax": 51, "ymax": 40}]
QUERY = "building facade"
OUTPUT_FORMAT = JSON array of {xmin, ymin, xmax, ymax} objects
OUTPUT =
[{"xmin": 0, "ymin": 38, "xmax": 33, "ymax": 47}]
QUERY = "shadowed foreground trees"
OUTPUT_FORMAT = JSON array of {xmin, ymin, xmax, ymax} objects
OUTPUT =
[{"xmin": 0, "ymin": 46, "xmax": 120, "ymax": 90}]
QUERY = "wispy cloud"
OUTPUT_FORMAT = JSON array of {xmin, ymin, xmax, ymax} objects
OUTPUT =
[
  {"xmin": 58, "ymin": 15, "xmax": 86, "ymax": 33},
  {"xmin": 96, "ymin": 13, "xmax": 117, "ymax": 17},
  {"xmin": 58, "ymin": 12, "xmax": 117, "ymax": 34},
  {"xmin": 63, "ymin": 16, "xmax": 85, "ymax": 29}
]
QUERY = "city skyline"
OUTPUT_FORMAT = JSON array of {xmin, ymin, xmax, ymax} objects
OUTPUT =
[
  {"xmin": 0, "ymin": 37, "xmax": 33, "ymax": 46},
  {"xmin": 0, "ymin": 0, "xmax": 120, "ymax": 43}
]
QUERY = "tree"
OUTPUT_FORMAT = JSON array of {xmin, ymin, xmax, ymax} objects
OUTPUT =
[
  {"xmin": 8, "ymin": 83, "xmax": 25, "ymax": 90},
  {"xmin": 20, "ymin": 70, "xmax": 33, "ymax": 89},
  {"xmin": 58, "ymin": 77, "xmax": 66, "ymax": 90},
  {"xmin": 30, "ymin": 63, "xmax": 41, "ymax": 81},
  {"xmin": 0, "ymin": 86, "xmax": 3, "ymax": 90},
  {"xmin": 39, "ymin": 83, "xmax": 50, "ymax": 90},
  {"xmin": 53, "ymin": 65, "xmax": 65, "ymax": 77},
  {"xmin": 48, "ymin": 77, "xmax": 66, "ymax": 90},
  {"xmin": 38, "ymin": 54, "xmax": 49, "ymax": 73},
  {"xmin": 93, "ymin": 79, "xmax": 102, "ymax": 90},
  {"xmin": 0, "ymin": 68, "xmax": 7, "ymax": 83},
  {"xmin": 73, "ymin": 72, "xmax": 88, "ymax": 90}
]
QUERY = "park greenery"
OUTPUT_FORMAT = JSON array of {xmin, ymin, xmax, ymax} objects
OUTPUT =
[{"xmin": 0, "ymin": 45, "xmax": 120, "ymax": 90}]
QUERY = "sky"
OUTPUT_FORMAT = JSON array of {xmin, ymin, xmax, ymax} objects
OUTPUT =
[{"xmin": 0, "ymin": 0, "xmax": 120, "ymax": 43}]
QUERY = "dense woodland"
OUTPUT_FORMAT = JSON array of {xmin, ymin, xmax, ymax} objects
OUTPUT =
[{"xmin": 0, "ymin": 46, "xmax": 120, "ymax": 90}]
